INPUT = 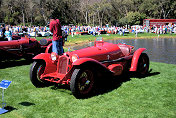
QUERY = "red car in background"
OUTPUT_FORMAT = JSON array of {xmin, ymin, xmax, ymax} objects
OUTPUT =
[
  {"xmin": 30, "ymin": 37, "xmax": 149, "ymax": 98},
  {"xmin": 0, "ymin": 36, "xmax": 52, "ymax": 61}
]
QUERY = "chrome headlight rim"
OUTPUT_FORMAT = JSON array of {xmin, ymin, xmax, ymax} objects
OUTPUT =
[{"xmin": 71, "ymin": 54, "xmax": 79, "ymax": 63}]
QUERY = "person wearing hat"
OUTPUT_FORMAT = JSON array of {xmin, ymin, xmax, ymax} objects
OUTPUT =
[{"xmin": 49, "ymin": 15, "xmax": 63, "ymax": 55}]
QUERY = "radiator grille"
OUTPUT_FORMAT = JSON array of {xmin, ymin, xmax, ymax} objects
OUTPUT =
[{"xmin": 58, "ymin": 56, "xmax": 68, "ymax": 74}]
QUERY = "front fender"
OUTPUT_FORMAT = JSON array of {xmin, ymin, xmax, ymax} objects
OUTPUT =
[
  {"xmin": 73, "ymin": 58, "xmax": 107, "ymax": 69},
  {"xmin": 33, "ymin": 53, "xmax": 51, "ymax": 62},
  {"xmin": 130, "ymin": 48, "xmax": 146, "ymax": 71},
  {"xmin": 33, "ymin": 53, "xmax": 57, "ymax": 74}
]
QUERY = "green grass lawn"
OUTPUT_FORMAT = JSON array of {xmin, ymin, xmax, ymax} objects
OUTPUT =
[
  {"xmin": 0, "ymin": 61, "xmax": 176, "ymax": 118},
  {"xmin": 0, "ymin": 34, "xmax": 176, "ymax": 117}
]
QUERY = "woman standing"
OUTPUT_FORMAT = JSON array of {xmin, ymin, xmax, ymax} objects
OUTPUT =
[{"xmin": 4, "ymin": 26, "xmax": 12, "ymax": 41}]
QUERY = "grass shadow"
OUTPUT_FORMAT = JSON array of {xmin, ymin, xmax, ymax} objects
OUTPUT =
[
  {"xmin": 19, "ymin": 102, "xmax": 35, "ymax": 106},
  {"xmin": 3, "ymin": 106, "xmax": 17, "ymax": 113},
  {"xmin": 51, "ymin": 84, "xmax": 70, "ymax": 90},
  {"xmin": 92, "ymin": 73, "xmax": 131, "ymax": 97},
  {"xmin": 91, "ymin": 69, "xmax": 160, "ymax": 98},
  {"xmin": 48, "ymin": 69, "xmax": 160, "ymax": 99},
  {"xmin": 50, "ymin": 84, "xmax": 72, "ymax": 95},
  {"xmin": 129, "ymin": 69, "xmax": 160, "ymax": 79},
  {"xmin": 0, "ymin": 59, "xmax": 32, "ymax": 69}
]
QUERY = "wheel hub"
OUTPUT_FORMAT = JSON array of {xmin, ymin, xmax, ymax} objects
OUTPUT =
[{"xmin": 78, "ymin": 70, "xmax": 93, "ymax": 93}]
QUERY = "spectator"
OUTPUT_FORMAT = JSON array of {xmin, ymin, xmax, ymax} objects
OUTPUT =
[
  {"xmin": 4, "ymin": 26, "xmax": 12, "ymax": 41},
  {"xmin": 122, "ymin": 26, "xmax": 125, "ymax": 36},
  {"xmin": 49, "ymin": 16, "xmax": 63, "ymax": 55},
  {"xmin": 0, "ymin": 25, "xmax": 5, "ymax": 39},
  {"xmin": 33, "ymin": 26, "xmax": 37, "ymax": 38},
  {"xmin": 62, "ymin": 29, "xmax": 68, "ymax": 42},
  {"xmin": 170, "ymin": 25, "xmax": 173, "ymax": 35}
]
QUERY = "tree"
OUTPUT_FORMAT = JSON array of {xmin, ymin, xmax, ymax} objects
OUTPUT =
[{"xmin": 0, "ymin": 0, "xmax": 175, "ymax": 26}]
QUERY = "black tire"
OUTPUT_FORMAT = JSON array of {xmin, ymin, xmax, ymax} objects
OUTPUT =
[
  {"xmin": 30, "ymin": 61, "xmax": 50, "ymax": 87},
  {"xmin": 137, "ymin": 53, "xmax": 149, "ymax": 76},
  {"xmin": 70, "ymin": 67, "xmax": 95, "ymax": 98}
]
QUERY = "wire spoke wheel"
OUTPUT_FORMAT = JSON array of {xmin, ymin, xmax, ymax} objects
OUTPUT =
[
  {"xmin": 77, "ymin": 70, "xmax": 94, "ymax": 94},
  {"xmin": 70, "ymin": 67, "xmax": 95, "ymax": 99}
]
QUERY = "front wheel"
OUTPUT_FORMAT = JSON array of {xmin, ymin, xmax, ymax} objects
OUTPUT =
[
  {"xmin": 30, "ymin": 61, "xmax": 50, "ymax": 87},
  {"xmin": 70, "ymin": 67, "xmax": 95, "ymax": 98},
  {"xmin": 137, "ymin": 53, "xmax": 149, "ymax": 76}
]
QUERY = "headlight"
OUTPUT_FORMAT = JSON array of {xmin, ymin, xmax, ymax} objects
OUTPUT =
[
  {"xmin": 51, "ymin": 52, "xmax": 58, "ymax": 61},
  {"xmin": 71, "ymin": 54, "xmax": 79, "ymax": 62}
]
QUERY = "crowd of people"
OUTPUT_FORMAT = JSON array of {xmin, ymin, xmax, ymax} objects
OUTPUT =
[
  {"xmin": 62, "ymin": 25, "xmax": 129, "ymax": 37},
  {"xmin": 0, "ymin": 24, "xmax": 176, "ymax": 41},
  {"xmin": 151, "ymin": 25, "xmax": 176, "ymax": 34},
  {"xmin": 62, "ymin": 24, "xmax": 176, "ymax": 37},
  {"xmin": 0, "ymin": 25, "xmax": 51, "ymax": 40},
  {"xmin": 0, "ymin": 22, "xmax": 176, "ymax": 56}
]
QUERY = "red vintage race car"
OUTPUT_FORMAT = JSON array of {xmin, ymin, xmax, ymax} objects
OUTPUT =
[
  {"xmin": 0, "ymin": 36, "xmax": 52, "ymax": 61},
  {"xmin": 30, "ymin": 37, "xmax": 149, "ymax": 98}
]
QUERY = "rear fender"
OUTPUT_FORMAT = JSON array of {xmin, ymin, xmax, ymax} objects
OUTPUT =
[
  {"xmin": 33, "ymin": 53, "xmax": 57, "ymax": 74},
  {"xmin": 130, "ymin": 48, "xmax": 146, "ymax": 71},
  {"xmin": 45, "ymin": 43, "xmax": 52, "ymax": 53}
]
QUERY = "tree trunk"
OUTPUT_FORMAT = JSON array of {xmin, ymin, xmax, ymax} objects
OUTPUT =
[
  {"xmin": 30, "ymin": 16, "xmax": 32, "ymax": 26},
  {"xmin": 93, "ymin": 14, "xmax": 94, "ymax": 26},
  {"xmin": 89, "ymin": 13, "xmax": 90, "ymax": 25},
  {"xmin": 43, "ymin": 14, "xmax": 48, "ymax": 25},
  {"xmin": 85, "ymin": 11, "xmax": 88, "ymax": 24},
  {"xmin": 98, "ymin": 12, "xmax": 101, "ymax": 27},
  {"xmin": 22, "ymin": 10, "xmax": 25, "ymax": 26},
  {"xmin": 41, "ymin": 8, "xmax": 48, "ymax": 25}
]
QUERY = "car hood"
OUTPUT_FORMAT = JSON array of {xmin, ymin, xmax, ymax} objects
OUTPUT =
[{"xmin": 69, "ymin": 42, "xmax": 123, "ymax": 61}]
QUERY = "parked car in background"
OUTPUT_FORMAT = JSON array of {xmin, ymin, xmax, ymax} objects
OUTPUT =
[
  {"xmin": 28, "ymin": 32, "xmax": 36, "ymax": 37},
  {"xmin": 37, "ymin": 31, "xmax": 51, "ymax": 37},
  {"xmin": 0, "ymin": 36, "xmax": 52, "ymax": 62},
  {"xmin": 28, "ymin": 31, "xmax": 52, "ymax": 37}
]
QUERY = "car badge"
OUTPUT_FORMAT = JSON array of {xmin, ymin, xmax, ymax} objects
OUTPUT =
[{"xmin": 107, "ymin": 55, "xmax": 110, "ymax": 60}]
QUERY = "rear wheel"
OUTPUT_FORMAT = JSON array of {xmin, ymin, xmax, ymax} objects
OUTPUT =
[
  {"xmin": 70, "ymin": 66, "xmax": 95, "ymax": 98},
  {"xmin": 137, "ymin": 53, "xmax": 149, "ymax": 76},
  {"xmin": 30, "ymin": 61, "xmax": 50, "ymax": 87}
]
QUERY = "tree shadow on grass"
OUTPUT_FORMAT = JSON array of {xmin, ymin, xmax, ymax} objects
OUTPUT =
[{"xmin": 0, "ymin": 59, "xmax": 32, "ymax": 69}]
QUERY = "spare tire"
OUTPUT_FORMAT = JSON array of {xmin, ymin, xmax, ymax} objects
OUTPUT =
[{"xmin": 40, "ymin": 39, "xmax": 48, "ymax": 46}]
